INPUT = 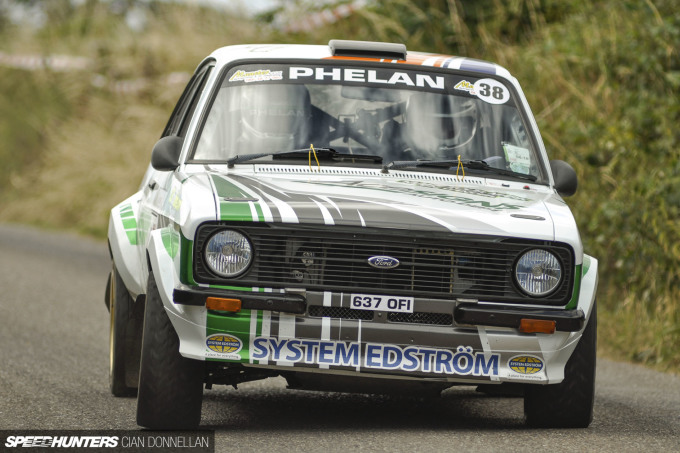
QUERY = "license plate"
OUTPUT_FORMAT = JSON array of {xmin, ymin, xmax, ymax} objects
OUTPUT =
[{"xmin": 350, "ymin": 294, "xmax": 414, "ymax": 313}]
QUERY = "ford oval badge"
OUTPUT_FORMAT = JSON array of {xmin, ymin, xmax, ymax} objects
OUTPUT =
[{"xmin": 368, "ymin": 256, "xmax": 400, "ymax": 269}]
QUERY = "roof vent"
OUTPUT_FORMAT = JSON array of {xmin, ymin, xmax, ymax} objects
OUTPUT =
[{"xmin": 329, "ymin": 39, "xmax": 407, "ymax": 60}]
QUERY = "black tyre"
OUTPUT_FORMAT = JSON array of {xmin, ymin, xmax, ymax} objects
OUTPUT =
[
  {"xmin": 108, "ymin": 264, "xmax": 143, "ymax": 397},
  {"xmin": 136, "ymin": 271, "xmax": 204, "ymax": 430},
  {"xmin": 524, "ymin": 302, "xmax": 597, "ymax": 428}
]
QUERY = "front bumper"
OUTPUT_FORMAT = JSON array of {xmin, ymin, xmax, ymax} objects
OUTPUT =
[
  {"xmin": 174, "ymin": 286, "xmax": 585, "ymax": 331},
  {"xmin": 174, "ymin": 286, "xmax": 307, "ymax": 314},
  {"xmin": 170, "ymin": 287, "xmax": 587, "ymax": 385}
]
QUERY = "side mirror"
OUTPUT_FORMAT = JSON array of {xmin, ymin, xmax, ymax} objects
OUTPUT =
[
  {"xmin": 151, "ymin": 136, "xmax": 183, "ymax": 171},
  {"xmin": 550, "ymin": 160, "xmax": 578, "ymax": 197}
]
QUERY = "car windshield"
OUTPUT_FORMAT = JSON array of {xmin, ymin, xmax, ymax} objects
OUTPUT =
[{"xmin": 191, "ymin": 62, "xmax": 545, "ymax": 181}]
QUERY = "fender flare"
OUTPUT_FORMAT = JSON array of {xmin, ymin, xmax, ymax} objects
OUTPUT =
[
  {"xmin": 147, "ymin": 229, "xmax": 207, "ymax": 361},
  {"xmin": 540, "ymin": 254, "xmax": 598, "ymax": 383},
  {"xmin": 108, "ymin": 193, "xmax": 144, "ymax": 298},
  {"xmin": 577, "ymin": 254, "xmax": 598, "ymax": 319}
]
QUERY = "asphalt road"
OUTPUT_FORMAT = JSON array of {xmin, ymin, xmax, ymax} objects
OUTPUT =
[{"xmin": 1, "ymin": 224, "xmax": 678, "ymax": 452}]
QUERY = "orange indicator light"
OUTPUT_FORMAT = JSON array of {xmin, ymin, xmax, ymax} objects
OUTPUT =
[
  {"xmin": 206, "ymin": 297, "xmax": 242, "ymax": 313},
  {"xmin": 519, "ymin": 318, "xmax": 556, "ymax": 334}
]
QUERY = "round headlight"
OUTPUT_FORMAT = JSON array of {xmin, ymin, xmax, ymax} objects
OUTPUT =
[
  {"xmin": 515, "ymin": 249, "xmax": 562, "ymax": 296},
  {"xmin": 205, "ymin": 230, "xmax": 252, "ymax": 277}
]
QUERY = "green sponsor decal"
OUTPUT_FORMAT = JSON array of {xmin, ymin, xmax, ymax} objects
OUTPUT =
[
  {"xmin": 119, "ymin": 204, "xmax": 137, "ymax": 245},
  {"xmin": 206, "ymin": 309, "xmax": 262, "ymax": 363}
]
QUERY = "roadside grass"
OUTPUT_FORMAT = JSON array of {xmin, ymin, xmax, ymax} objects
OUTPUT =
[
  {"xmin": 1, "ymin": 93, "xmax": 167, "ymax": 237},
  {"xmin": 0, "ymin": 68, "xmax": 72, "ymax": 195},
  {"xmin": 0, "ymin": 1, "xmax": 677, "ymax": 373},
  {"xmin": 599, "ymin": 287, "xmax": 680, "ymax": 371},
  {"xmin": 0, "ymin": 2, "xmax": 264, "ymax": 235}
]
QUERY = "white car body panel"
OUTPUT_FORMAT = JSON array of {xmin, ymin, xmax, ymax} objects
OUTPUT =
[{"xmin": 107, "ymin": 42, "xmax": 597, "ymax": 387}]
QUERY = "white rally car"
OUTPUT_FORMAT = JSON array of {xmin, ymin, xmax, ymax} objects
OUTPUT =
[{"xmin": 106, "ymin": 40, "xmax": 598, "ymax": 429}]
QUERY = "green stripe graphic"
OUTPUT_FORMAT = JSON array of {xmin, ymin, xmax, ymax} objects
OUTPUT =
[
  {"xmin": 565, "ymin": 264, "xmax": 582, "ymax": 310},
  {"xmin": 161, "ymin": 227, "xmax": 180, "ymax": 258},
  {"xmin": 211, "ymin": 174, "xmax": 264, "ymax": 222},
  {"xmin": 219, "ymin": 201, "xmax": 254, "ymax": 221},
  {"xmin": 119, "ymin": 203, "xmax": 137, "ymax": 245},
  {"xmin": 212, "ymin": 174, "xmax": 248, "ymax": 198}
]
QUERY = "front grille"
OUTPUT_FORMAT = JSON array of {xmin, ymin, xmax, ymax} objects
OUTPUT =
[
  {"xmin": 308, "ymin": 306, "xmax": 374, "ymax": 321},
  {"xmin": 388, "ymin": 312, "xmax": 453, "ymax": 326},
  {"xmin": 307, "ymin": 306, "xmax": 454, "ymax": 326},
  {"xmin": 194, "ymin": 223, "xmax": 575, "ymax": 305}
]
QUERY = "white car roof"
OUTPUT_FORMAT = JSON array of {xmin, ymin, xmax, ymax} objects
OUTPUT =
[{"xmin": 206, "ymin": 41, "xmax": 514, "ymax": 81}]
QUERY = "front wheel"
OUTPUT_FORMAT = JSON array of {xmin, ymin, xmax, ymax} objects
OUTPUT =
[
  {"xmin": 524, "ymin": 302, "xmax": 597, "ymax": 428},
  {"xmin": 136, "ymin": 271, "xmax": 204, "ymax": 430}
]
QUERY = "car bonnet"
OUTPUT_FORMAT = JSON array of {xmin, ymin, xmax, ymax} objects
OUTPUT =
[{"xmin": 196, "ymin": 167, "xmax": 565, "ymax": 241}]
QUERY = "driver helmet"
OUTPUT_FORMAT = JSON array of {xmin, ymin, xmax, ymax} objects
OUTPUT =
[
  {"xmin": 403, "ymin": 92, "xmax": 477, "ymax": 155},
  {"xmin": 240, "ymin": 84, "xmax": 312, "ymax": 151}
]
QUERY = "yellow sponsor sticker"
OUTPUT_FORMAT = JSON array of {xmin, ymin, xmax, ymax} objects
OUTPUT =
[
  {"xmin": 206, "ymin": 334, "xmax": 242, "ymax": 355},
  {"xmin": 508, "ymin": 355, "xmax": 544, "ymax": 374}
]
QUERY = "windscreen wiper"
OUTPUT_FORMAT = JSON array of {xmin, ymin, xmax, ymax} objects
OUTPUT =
[
  {"xmin": 381, "ymin": 158, "xmax": 538, "ymax": 182},
  {"xmin": 227, "ymin": 147, "xmax": 382, "ymax": 168}
]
